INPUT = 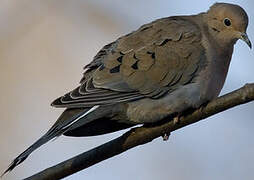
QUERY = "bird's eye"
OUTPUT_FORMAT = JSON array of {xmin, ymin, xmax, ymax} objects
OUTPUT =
[{"xmin": 224, "ymin": 18, "xmax": 231, "ymax": 26}]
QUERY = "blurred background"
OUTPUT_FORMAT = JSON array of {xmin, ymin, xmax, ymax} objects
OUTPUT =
[{"xmin": 0, "ymin": 0, "xmax": 254, "ymax": 179}]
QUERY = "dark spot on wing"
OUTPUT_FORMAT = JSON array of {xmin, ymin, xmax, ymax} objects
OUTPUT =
[
  {"xmin": 110, "ymin": 65, "xmax": 121, "ymax": 73},
  {"xmin": 131, "ymin": 61, "xmax": 139, "ymax": 70},
  {"xmin": 133, "ymin": 54, "xmax": 138, "ymax": 60},
  {"xmin": 159, "ymin": 39, "xmax": 170, "ymax": 46},
  {"xmin": 147, "ymin": 51, "xmax": 155, "ymax": 59},
  {"xmin": 117, "ymin": 56, "xmax": 123, "ymax": 63},
  {"xmin": 151, "ymin": 52, "xmax": 155, "ymax": 59}
]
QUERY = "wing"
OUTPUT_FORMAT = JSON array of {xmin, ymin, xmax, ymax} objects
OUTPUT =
[{"xmin": 51, "ymin": 16, "xmax": 206, "ymax": 108}]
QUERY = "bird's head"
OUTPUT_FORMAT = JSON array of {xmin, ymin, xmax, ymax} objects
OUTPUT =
[{"xmin": 206, "ymin": 3, "xmax": 251, "ymax": 49}]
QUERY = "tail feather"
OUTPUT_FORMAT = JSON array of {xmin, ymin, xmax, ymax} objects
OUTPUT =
[
  {"xmin": 2, "ymin": 107, "xmax": 98, "ymax": 177},
  {"xmin": 1, "ymin": 134, "xmax": 55, "ymax": 177}
]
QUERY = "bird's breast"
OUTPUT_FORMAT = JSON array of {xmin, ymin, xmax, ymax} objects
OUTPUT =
[
  {"xmin": 125, "ymin": 83, "xmax": 204, "ymax": 124},
  {"xmin": 197, "ymin": 53, "xmax": 232, "ymax": 101}
]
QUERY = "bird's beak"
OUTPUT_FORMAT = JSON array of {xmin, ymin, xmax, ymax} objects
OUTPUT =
[{"xmin": 240, "ymin": 32, "xmax": 252, "ymax": 49}]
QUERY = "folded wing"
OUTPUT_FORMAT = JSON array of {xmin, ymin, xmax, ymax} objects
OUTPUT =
[{"xmin": 52, "ymin": 17, "xmax": 206, "ymax": 108}]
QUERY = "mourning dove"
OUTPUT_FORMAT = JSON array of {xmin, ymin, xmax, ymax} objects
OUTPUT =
[{"xmin": 3, "ymin": 2, "xmax": 251, "ymax": 175}]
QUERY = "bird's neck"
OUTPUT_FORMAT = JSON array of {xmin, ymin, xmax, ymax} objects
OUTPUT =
[{"xmin": 193, "ymin": 13, "xmax": 234, "ymax": 99}]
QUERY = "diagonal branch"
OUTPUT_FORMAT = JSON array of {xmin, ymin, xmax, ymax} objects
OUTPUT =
[{"xmin": 24, "ymin": 83, "xmax": 254, "ymax": 180}]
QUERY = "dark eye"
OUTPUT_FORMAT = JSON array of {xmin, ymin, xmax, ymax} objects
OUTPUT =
[{"xmin": 224, "ymin": 18, "xmax": 231, "ymax": 26}]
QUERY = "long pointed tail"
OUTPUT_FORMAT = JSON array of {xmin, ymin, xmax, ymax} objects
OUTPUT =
[
  {"xmin": 1, "ymin": 134, "xmax": 56, "ymax": 177},
  {"xmin": 1, "ymin": 107, "xmax": 95, "ymax": 177}
]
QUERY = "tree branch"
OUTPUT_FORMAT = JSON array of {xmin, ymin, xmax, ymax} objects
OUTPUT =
[{"xmin": 24, "ymin": 83, "xmax": 254, "ymax": 180}]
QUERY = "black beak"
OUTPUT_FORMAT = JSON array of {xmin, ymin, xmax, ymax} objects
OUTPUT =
[{"xmin": 240, "ymin": 33, "xmax": 252, "ymax": 49}]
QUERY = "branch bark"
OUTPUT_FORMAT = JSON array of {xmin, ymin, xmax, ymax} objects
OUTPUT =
[{"xmin": 24, "ymin": 83, "xmax": 254, "ymax": 180}]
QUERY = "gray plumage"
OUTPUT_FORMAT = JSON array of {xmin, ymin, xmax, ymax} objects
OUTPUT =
[{"xmin": 3, "ymin": 2, "xmax": 251, "ymax": 176}]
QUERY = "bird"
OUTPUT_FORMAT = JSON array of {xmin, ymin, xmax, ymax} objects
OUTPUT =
[{"xmin": 3, "ymin": 2, "xmax": 251, "ymax": 176}]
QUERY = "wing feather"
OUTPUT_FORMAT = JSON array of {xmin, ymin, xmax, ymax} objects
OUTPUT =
[{"xmin": 51, "ymin": 16, "xmax": 207, "ymax": 108}]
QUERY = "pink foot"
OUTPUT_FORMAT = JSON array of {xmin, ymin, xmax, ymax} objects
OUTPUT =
[{"xmin": 162, "ymin": 132, "xmax": 170, "ymax": 141}]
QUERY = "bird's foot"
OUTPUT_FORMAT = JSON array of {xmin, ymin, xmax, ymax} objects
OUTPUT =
[
  {"xmin": 162, "ymin": 132, "xmax": 171, "ymax": 141},
  {"xmin": 161, "ymin": 113, "xmax": 182, "ymax": 141},
  {"xmin": 173, "ymin": 115, "xmax": 181, "ymax": 125},
  {"xmin": 199, "ymin": 101, "xmax": 209, "ymax": 113}
]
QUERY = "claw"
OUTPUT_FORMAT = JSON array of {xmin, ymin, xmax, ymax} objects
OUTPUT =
[
  {"xmin": 162, "ymin": 132, "xmax": 171, "ymax": 141},
  {"xmin": 173, "ymin": 116, "xmax": 180, "ymax": 125}
]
